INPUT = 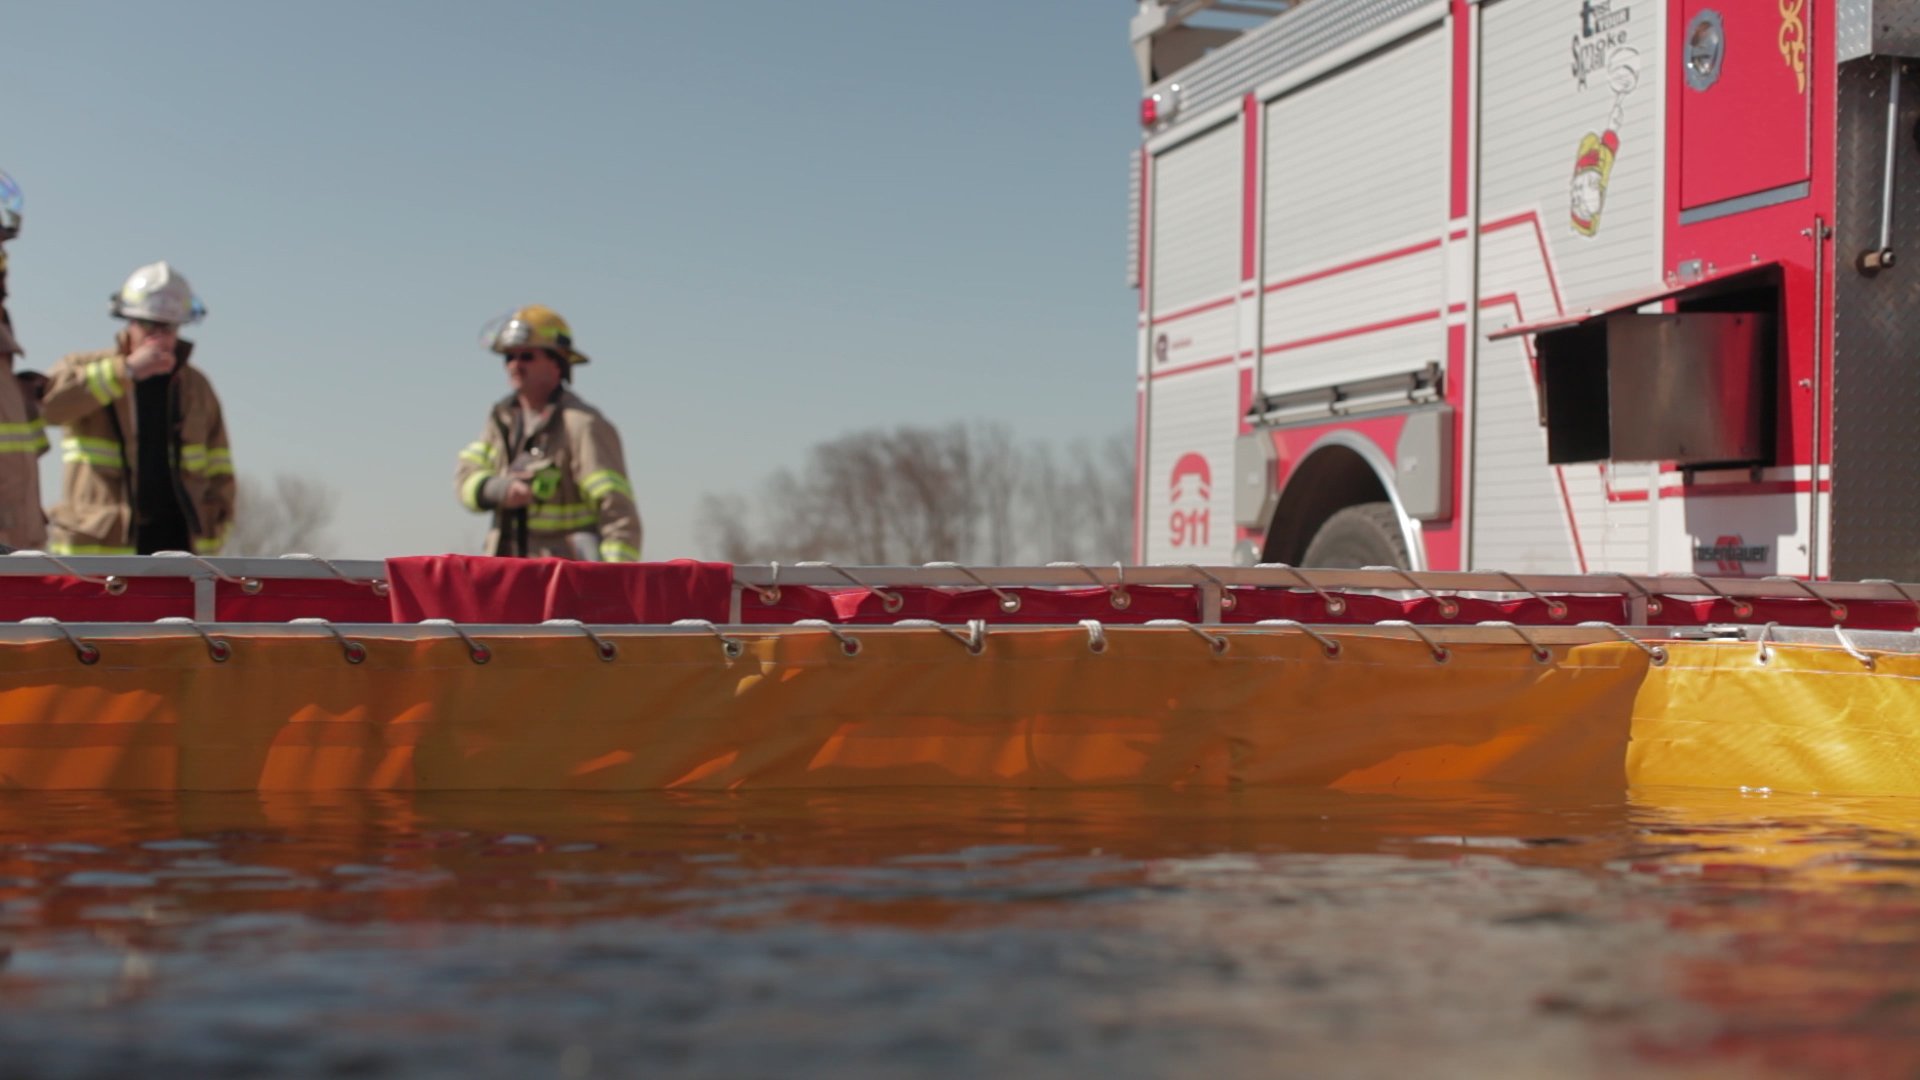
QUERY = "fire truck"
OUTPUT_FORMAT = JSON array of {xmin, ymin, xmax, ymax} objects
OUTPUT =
[{"xmin": 1130, "ymin": 0, "xmax": 1920, "ymax": 580}]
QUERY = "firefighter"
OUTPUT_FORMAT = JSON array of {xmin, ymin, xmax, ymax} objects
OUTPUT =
[
  {"xmin": 455, "ymin": 305, "xmax": 642, "ymax": 562},
  {"xmin": 41, "ymin": 262, "xmax": 235, "ymax": 555},
  {"xmin": 0, "ymin": 321, "xmax": 48, "ymax": 551},
  {"xmin": 0, "ymin": 174, "xmax": 48, "ymax": 551}
]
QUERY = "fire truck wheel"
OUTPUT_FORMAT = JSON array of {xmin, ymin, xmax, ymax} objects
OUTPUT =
[{"xmin": 1301, "ymin": 502, "xmax": 1410, "ymax": 569}]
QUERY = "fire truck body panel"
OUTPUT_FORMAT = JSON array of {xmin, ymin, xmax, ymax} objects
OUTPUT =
[
  {"xmin": 1132, "ymin": 0, "xmax": 1915, "ymax": 578},
  {"xmin": 1472, "ymin": 0, "xmax": 1669, "ymax": 573}
]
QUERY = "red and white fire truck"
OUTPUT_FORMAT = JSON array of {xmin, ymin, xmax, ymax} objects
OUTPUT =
[{"xmin": 1130, "ymin": 0, "xmax": 1920, "ymax": 580}]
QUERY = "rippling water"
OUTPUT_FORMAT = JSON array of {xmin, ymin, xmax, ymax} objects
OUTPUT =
[{"xmin": 2, "ymin": 785, "xmax": 1919, "ymax": 1078}]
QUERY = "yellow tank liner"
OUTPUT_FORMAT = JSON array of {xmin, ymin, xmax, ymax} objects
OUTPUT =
[{"xmin": 0, "ymin": 555, "xmax": 1914, "ymax": 796}]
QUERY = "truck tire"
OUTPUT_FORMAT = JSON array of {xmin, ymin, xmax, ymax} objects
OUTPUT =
[{"xmin": 1300, "ymin": 502, "xmax": 1410, "ymax": 569}]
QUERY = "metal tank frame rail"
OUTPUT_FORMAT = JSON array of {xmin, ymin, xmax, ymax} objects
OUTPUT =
[
  {"xmin": 0, "ymin": 553, "xmax": 1915, "ymax": 628},
  {"xmin": 0, "ymin": 616, "xmax": 1803, "ymax": 668},
  {"xmin": 723, "ymin": 562, "xmax": 1920, "ymax": 627}
]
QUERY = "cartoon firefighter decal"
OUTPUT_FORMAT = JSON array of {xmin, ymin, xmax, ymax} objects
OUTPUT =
[{"xmin": 1570, "ymin": 46, "xmax": 1639, "ymax": 237}]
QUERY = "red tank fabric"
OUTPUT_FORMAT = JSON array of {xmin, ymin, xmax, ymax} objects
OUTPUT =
[
  {"xmin": 0, "ymin": 575, "xmax": 194, "ymax": 622},
  {"xmin": 384, "ymin": 556, "xmax": 735, "ymax": 625},
  {"xmin": 217, "ymin": 577, "xmax": 394, "ymax": 623}
]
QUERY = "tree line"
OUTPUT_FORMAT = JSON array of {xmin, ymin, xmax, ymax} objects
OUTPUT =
[{"xmin": 697, "ymin": 423, "xmax": 1131, "ymax": 565}]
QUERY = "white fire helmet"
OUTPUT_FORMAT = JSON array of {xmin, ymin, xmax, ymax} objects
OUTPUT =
[{"xmin": 109, "ymin": 261, "xmax": 206, "ymax": 325}]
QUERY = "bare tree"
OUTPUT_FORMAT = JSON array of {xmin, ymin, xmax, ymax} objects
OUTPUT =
[
  {"xmin": 697, "ymin": 423, "xmax": 1132, "ymax": 564},
  {"xmin": 226, "ymin": 473, "xmax": 341, "ymax": 556}
]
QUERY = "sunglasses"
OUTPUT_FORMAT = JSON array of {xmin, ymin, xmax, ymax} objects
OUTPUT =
[
  {"xmin": 131, "ymin": 319, "xmax": 177, "ymax": 333},
  {"xmin": 502, "ymin": 350, "xmax": 549, "ymax": 364}
]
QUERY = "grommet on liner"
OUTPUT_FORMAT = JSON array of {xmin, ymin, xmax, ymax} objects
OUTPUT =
[
  {"xmin": 672, "ymin": 618, "xmax": 745, "ymax": 660},
  {"xmin": 797, "ymin": 561, "xmax": 904, "ymax": 613},
  {"xmin": 1146, "ymin": 618, "xmax": 1229, "ymax": 655},
  {"xmin": 290, "ymin": 618, "xmax": 366, "ymax": 664},
  {"xmin": 543, "ymin": 618, "xmax": 618, "ymax": 661},
  {"xmin": 1254, "ymin": 618, "xmax": 1342, "ymax": 658},
  {"xmin": 924, "ymin": 561, "xmax": 1021, "ymax": 614},
  {"xmin": 1832, "ymin": 624, "xmax": 1876, "ymax": 670},
  {"xmin": 1079, "ymin": 619, "xmax": 1108, "ymax": 654},
  {"xmin": 1376, "ymin": 619, "xmax": 1449, "ymax": 663},
  {"xmin": 156, "ymin": 617, "xmax": 231, "ymax": 662},
  {"xmin": 419, "ymin": 619, "xmax": 491, "ymax": 664},
  {"xmin": 795, "ymin": 618, "xmax": 862, "ymax": 656},
  {"xmin": 743, "ymin": 561, "xmax": 782, "ymax": 606},
  {"xmin": 22, "ymin": 617, "xmax": 99, "ymax": 664}
]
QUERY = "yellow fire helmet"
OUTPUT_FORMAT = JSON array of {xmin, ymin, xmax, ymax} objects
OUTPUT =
[{"xmin": 483, "ymin": 305, "xmax": 589, "ymax": 366}]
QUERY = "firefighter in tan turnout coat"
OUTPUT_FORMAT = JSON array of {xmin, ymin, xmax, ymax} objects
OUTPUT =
[
  {"xmin": 0, "ymin": 321, "xmax": 48, "ymax": 551},
  {"xmin": 41, "ymin": 262, "xmax": 234, "ymax": 555},
  {"xmin": 0, "ymin": 180, "xmax": 48, "ymax": 551},
  {"xmin": 455, "ymin": 305, "xmax": 641, "ymax": 561}
]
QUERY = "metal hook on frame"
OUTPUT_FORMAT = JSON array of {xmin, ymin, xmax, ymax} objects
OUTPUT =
[
  {"xmin": 672, "ymin": 619, "xmax": 745, "ymax": 660},
  {"xmin": 22, "ymin": 617, "xmax": 99, "ymax": 664},
  {"xmin": 290, "ymin": 617, "xmax": 366, "ymax": 664},
  {"xmin": 156, "ymin": 551, "xmax": 261, "ymax": 595},
  {"xmin": 419, "ymin": 619, "xmax": 492, "ymax": 664},
  {"xmin": 795, "ymin": 618, "xmax": 863, "ymax": 657},
  {"xmin": 156, "ymin": 616, "xmax": 231, "ymax": 662},
  {"xmin": 542, "ymin": 618, "xmax": 618, "ymax": 662},
  {"xmin": 896, "ymin": 618, "xmax": 987, "ymax": 655},
  {"xmin": 1471, "ymin": 569, "xmax": 1568, "ymax": 620},
  {"xmin": 11, "ymin": 551, "xmax": 127, "ymax": 596},
  {"xmin": 1050, "ymin": 561, "xmax": 1131, "ymax": 610},
  {"xmin": 924, "ymin": 562, "xmax": 1021, "ymax": 613},
  {"xmin": 1253, "ymin": 618, "xmax": 1342, "ymax": 658},
  {"xmin": 1376, "ymin": 619, "xmax": 1450, "ymax": 663},
  {"xmin": 1177, "ymin": 563, "xmax": 1237, "ymax": 612},
  {"xmin": 1578, "ymin": 621, "xmax": 1669, "ymax": 666},
  {"xmin": 1659, "ymin": 573, "xmax": 1753, "ymax": 620},
  {"xmin": 796, "ymin": 561, "xmax": 904, "ymax": 613},
  {"xmin": 1254, "ymin": 563, "xmax": 1346, "ymax": 617},
  {"xmin": 1762, "ymin": 575, "xmax": 1847, "ymax": 623},
  {"xmin": 1146, "ymin": 618, "xmax": 1230, "ymax": 655},
  {"xmin": 278, "ymin": 553, "xmax": 388, "ymax": 597},
  {"xmin": 1477, "ymin": 620, "xmax": 1552, "ymax": 664},
  {"xmin": 1365, "ymin": 567, "xmax": 1459, "ymax": 619}
]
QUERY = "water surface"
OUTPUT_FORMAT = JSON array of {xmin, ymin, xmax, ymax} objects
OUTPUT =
[{"xmin": 2, "ymin": 785, "xmax": 1917, "ymax": 1078}]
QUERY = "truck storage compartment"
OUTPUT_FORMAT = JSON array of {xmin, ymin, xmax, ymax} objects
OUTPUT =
[{"xmin": 1538, "ymin": 308, "xmax": 1775, "ymax": 468}]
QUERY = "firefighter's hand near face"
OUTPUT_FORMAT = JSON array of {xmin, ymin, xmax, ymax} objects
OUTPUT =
[{"xmin": 124, "ymin": 326, "xmax": 178, "ymax": 381}]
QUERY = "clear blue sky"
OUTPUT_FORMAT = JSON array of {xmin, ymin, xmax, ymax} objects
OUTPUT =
[{"xmin": 2, "ymin": 1, "xmax": 1141, "ymax": 558}]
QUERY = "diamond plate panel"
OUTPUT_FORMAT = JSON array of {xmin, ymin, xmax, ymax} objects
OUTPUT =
[
  {"xmin": 1831, "ymin": 58, "xmax": 1920, "ymax": 578},
  {"xmin": 1150, "ymin": 0, "xmax": 1435, "ymax": 119},
  {"xmin": 1838, "ymin": 0, "xmax": 1920, "ymax": 62}
]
